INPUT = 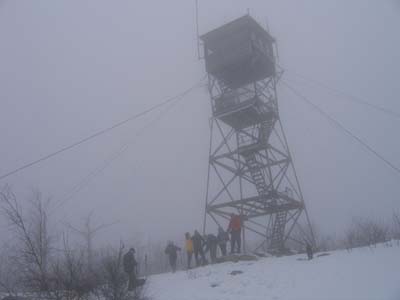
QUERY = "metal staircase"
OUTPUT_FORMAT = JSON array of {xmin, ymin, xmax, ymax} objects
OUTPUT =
[
  {"xmin": 259, "ymin": 120, "xmax": 275, "ymax": 144},
  {"xmin": 243, "ymin": 151, "xmax": 288, "ymax": 251},
  {"xmin": 241, "ymin": 121, "xmax": 287, "ymax": 251},
  {"xmin": 269, "ymin": 211, "xmax": 287, "ymax": 250},
  {"xmin": 244, "ymin": 153, "xmax": 268, "ymax": 196}
]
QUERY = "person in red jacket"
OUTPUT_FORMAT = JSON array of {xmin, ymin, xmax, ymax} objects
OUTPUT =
[{"xmin": 227, "ymin": 213, "xmax": 242, "ymax": 254}]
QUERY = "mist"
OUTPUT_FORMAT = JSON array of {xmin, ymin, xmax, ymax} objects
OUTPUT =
[{"xmin": 1, "ymin": 0, "xmax": 400, "ymax": 252}]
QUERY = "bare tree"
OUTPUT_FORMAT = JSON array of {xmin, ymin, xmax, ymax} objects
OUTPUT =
[
  {"xmin": 344, "ymin": 217, "xmax": 389, "ymax": 250},
  {"xmin": 0, "ymin": 187, "xmax": 148, "ymax": 300},
  {"xmin": 95, "ymin": 242, "xmax": 129, "ymax": 300},
  {"xmin": 393, "ymin": 211, "xmax": 400, "ymax": 245},
  {"xmin": 0, "ymin": 245, "xmax": 21, "ymax": 296},
  {"xmin": 66, "ymin": 212, "xmax": 117, "ymax": 272},
  {"xmin": 0, "ymin": 186, "xmax": 53, "ymax": 293},
  {"xmin": 51, "ymin": 234, "xmax": 96, "ymax": 300}
]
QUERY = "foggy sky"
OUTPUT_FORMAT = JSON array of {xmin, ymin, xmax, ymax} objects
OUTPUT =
[{"xmin": 1, "ymin": 0, "xmax": 400, "ymax": 247}]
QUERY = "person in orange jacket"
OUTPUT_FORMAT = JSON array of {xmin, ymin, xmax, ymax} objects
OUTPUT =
[
  {"xmin": 185, "ymin": 232, "xmax": 194, "ymax": 269},
  {"xmin": 227, "ymin": 213, "xmax": 242, "ymax": 254}
]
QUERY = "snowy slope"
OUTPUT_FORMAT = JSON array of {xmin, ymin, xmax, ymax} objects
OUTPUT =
[{"xmin": 147, "ymin": 243, "xmax": 400, "ymax": 300}]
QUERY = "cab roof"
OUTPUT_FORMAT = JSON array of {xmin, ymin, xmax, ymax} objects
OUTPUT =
[{"xmin": 200, "ymin": 15, "xmax": 274, "ymax": 49}]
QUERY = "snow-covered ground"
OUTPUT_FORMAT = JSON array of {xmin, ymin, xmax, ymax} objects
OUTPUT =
[{"xmin": 147, "ymin": 242, "xmax": 400, "ymax": 300}]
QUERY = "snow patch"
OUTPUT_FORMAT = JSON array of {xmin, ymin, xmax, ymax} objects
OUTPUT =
[{"xmin": 148, "ymin": 243, "xmax": 400, "ymax": 300}]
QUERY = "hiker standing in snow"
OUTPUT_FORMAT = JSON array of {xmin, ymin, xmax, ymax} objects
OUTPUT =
[
  {"xmin": 228, "ymin": 213, "xmax": 242, "ymax": 254},
  {"xmin": 192, "ymin": 230, "xmax": 206, "ymax": 266},
  {"xmin": 217, "ymin": 226, "xmax": 229, "ymax": 256},
  {"xmin": 123, "ymin": 248, "xmax": 138, "ymax": 291},
  {"xmin": 306, "ymin": 242, "xmax": 313, "ymax": 260},
  {"xmin": 165, "ymin": 241, "xmax": 181, "ymax": 273},
  {"xmin": 185, "ymin": 232, "xmax": 194, "ymax": 269},
  {"xmin": 204, "ymin": 233, "xmax": 218, "ymax": 263}
]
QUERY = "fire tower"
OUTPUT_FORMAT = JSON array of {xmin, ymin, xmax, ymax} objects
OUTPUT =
[{"xmin": 201, "ymin": 15, "xmax": 315, "ymax": 253}]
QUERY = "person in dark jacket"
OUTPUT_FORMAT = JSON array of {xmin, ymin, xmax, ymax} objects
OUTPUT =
[
  {"xmin": 192, "ymin": 230, "xmax": 206, "ymax": 266},
  {"xmin": 123, "ymin": 248, "xmax": 138, "ymax": 291},
  {"xmin": 228, "ymin": 213, "xmax": 242, "ymax": 254},
  {"xmin": 164, "ymin": 241, "xmax": 181, "ymax": 272},
  {"xmin": 306, "ymin": 242, "xmax": 313, "ymax": 260},
  {"xmin": 204, "ymin": 234, "xmax": 218, "ymax": 263},
  {"xmin": 217, "ymin": 226, "xmax": 229, "ymax": 256}
]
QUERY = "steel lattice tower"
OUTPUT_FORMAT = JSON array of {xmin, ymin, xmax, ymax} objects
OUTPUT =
[{"xmin": 201, "ymin": 15, "xmax": 315, "ymax": 253}]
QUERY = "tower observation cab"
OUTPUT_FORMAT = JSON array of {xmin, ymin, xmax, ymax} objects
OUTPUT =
[
  {"xmin": 201, "ymin": 15, "xmax": 275, "ymax": 89},
  {"xmin": 201, "ymin": 15, "xmax": 277, "ymax": 131}
]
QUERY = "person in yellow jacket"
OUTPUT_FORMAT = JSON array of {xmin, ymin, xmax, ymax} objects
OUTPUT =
[{"xmin": 185, "ymin": 232, "xmax": 194, "ymax": 269}]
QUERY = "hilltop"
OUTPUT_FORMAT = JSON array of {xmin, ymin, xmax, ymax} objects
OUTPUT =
[{"xmin": 147, "ymin": 242, "xmax": 400, "ymax": 300}]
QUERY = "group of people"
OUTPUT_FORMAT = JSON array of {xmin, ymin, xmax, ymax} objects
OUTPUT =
[
  {"xmin": 164, "ymin": 213, "xmax": 243, "ymax": 272},
  {"xmin": 124, "ymin": 212, "xmax": 314, "ymax": 291}
]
